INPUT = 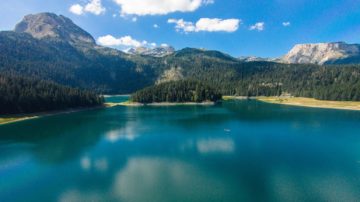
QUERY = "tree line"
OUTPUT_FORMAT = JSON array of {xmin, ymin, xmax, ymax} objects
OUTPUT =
[
  {"xmin": 131, "ymin": 80, "xmax": 222, "ymax": 103},
  {"xmin": 0, "ymin": 73, "xmax": 104, "ymax": 115}
]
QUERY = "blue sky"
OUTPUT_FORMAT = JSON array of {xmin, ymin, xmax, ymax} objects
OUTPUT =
[{"xmin": 1, "ymin": 0, "xmax": 360, "ymax": 57}]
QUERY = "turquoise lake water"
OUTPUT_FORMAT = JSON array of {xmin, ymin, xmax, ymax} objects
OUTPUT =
[{"xmin": 1, "ymin": 95, "xmax": 360, "ymax": 201}]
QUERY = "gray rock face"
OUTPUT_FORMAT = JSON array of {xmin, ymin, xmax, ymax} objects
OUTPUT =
[
  {"xmin": 156, "ymin": 67, "xmax": 184, "ymax": 84},
  {"xmin": 128, "ymin": 45, "xmax": 175, "ymax": 57},
  {"xmin": 238, "ymin": 56, "xmax": 278, "ymax": 62},
  {"xmin": 282, "ymin": 42, "xmax": 360, "ymax": 65},
  {"xmin": 14, "ymin": 12, "xmax": 95, "ymax": 45}
]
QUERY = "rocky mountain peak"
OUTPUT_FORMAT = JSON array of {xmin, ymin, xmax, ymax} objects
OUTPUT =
[
  {"xmin": 282, "ymin": 42, "xmax": 360, "ymax": 65},
  {"xmin": 127, "ymin": 45, "xmax": 175, "ymax": 57},
  {"xmin": 238, "ymin": 56, "xmax": 278, "ymax": 62},
  {"xmin": 14, "ymin": 12, "xmax": 95, "ymax": 45}
]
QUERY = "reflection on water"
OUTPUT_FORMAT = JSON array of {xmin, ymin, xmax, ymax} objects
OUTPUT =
[
  {"xmin": 105, "ymin": 122, "xmax": 138, "ymax": 143},
  {"xmin": 112, "ymin": 157, "xmax": 243, "ymax": 202},
  {"xmin": 1, "ymin": 99, "xmax": 360, "ymax": 201},
  {"xmin": 180, "ymin": 138, "xmax": 235, "ymax": 154},
  {"xmin": 196, "ymin": 138, "xmax": 235, "ymax": 154},
  {"xmin": 80, "ymin": 156, "xmax": 108, "ymax": 172}
]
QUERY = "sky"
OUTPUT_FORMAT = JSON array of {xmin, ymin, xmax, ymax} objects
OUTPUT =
[{"xmin": 1, "ymin": 0, "xmax": 360, "ymax": 57}]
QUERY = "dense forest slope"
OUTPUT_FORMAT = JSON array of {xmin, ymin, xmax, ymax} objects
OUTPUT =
[
  {"xmin": 1, "ymin": 13, "xmax": 360, "ymax": 101},
  {"xmin": 131, "ymin": 80, "xmax": 222, "ymax": 103},
  {"xmin": 0, "ymin": 31, "xmax": 153, "ymax": 94},
  {"xmin": 0, "ymin": 73, "xmax": 103, "ymax": 114}
]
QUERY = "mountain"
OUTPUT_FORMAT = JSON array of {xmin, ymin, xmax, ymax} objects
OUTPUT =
[
  {"xmin": 127, "ymin": 45, "xmax": 175, "ymax": 57},
  {"xmin": 2, "ymin": 12, "xmax": 360, "ymax": 101},
  {"xmin": 238, "ymin": 56, "xmax": 278, "ymax": 62},
  {"xmin": 2, "ymin": 13, "xmax": 155, "ymax": 94},
  {"xmin": 14, "ymin": 13, "xmax": 95, "ymax": 46},
  {"xmin": 282, "ymin": 42, "xmax": 360, "ymax": 65}
]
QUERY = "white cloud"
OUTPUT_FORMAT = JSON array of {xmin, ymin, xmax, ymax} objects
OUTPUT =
[
  {"xmin": 168, "ymin": 18, "xmax": 240, "ymax": 33},
  {"xmin": 69, "ymin": 4, "xmax": 84, "ymax": 15},
  {"xmin": 69, "ymin": 0, "xmax": 106, "ymax": 15},
  {"xmin": 84, "ymin": 0, "xmax": 106, "ymax": 15},
  {"xmin": 249, "ymin": 22, "xmax": 265, "ymax": 31},
  {"xmin": 196, "ymin": 18, "xmax": 240, "ymax": 32},
  {"xmin": 97, "ymin": 35, "xmax": 161, "ymax": 50},
  {"xmin": 131, "ymin": 17, "xmax": 138, "ymax": 22},
  {"xmin": 113, "ymin": 0, "xmax": 214, "ymax": 16},
  {"xmin": 153, "ymin": 24, "xmax": 159, "ymax": 28},
  {"xmin": 98, "ymin": 35, "xmax": 143, "ymax": 47},
  {"xmin": 282, "ymin": 21, "xmax": 291, "ymax": 27}
]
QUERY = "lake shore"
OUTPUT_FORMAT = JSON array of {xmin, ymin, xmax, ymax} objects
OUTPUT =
[
  {"xmin": 0, "ymin": 105, "xmax": 106, "ymax": 126},
  {"xmin": 103, "ymin": 94, "xmax": 130, "ymax": 98},
  {"xmin": 256, "ymin": 96, "xmax": 360, "ymax": 111},
  {"xmin": 223, "ymin": 96, "xmax": 255, "ymax": 100},
  {"xmin": 108, "ymin": 101, "xmax": 215, "ymax": 107}
]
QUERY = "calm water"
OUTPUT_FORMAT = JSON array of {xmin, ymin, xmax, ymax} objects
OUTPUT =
[{"xmin": 1, "ymin": 96, "xmax": 360, "ymax": 202}]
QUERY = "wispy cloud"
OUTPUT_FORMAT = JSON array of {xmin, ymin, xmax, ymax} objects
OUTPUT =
[
  {"xmin": 168, "ymin": 18, "xmax": 240, "ymax": 33},
  {"xmin": 282, "ymin": 21, "xmax": 291, "ymax": 27},
  {"xmin": 113, "ymin": 0, "xmax": 214, "ymax": 16},
  {"xmin": 249, "ymin": 22, "xmax": 265, "ymax": 31}
]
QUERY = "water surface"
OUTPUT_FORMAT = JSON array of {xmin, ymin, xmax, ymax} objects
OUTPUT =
[{"xmin": 1, "ymin": 96, "xmax": 360, "ymax": 201}]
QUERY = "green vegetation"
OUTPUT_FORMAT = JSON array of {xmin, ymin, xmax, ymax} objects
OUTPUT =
[
  {"xmin": 0, "ymin": 31, "xmax": 153, "ymax": 94},
  {"xmin": 0, "ymin": 73, "xmax": 104, "ymax": 115},
  {"xmin": 131, "ymin": 80, "xmax": 222, "ymax": 104},
  {"xmin": 2, "ymin": 31, "xmax": 360, "ymax": 102}
]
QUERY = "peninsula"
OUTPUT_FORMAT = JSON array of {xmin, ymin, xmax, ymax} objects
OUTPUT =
[{"xmin": 129, "ymin": 80, "xmax": 222, "ymax": 105}]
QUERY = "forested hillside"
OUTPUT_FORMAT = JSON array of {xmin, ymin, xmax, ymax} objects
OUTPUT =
[
  {"xmin": 0, "ymin": 73, "xmax": 104, "ymax": 114},
  {"xmin": 131, "ymin": 80, "xmax": 222, "ymax": 103},
  {"xmin": 159, "ymin": 50, "xmax": 360, "ymax": 101},
  {"xmin": 1, "ymin": 13, "xmax": 360, "ymax": 102},
  {"xmin": 0, "ymin": 31, "xmax": 154, "ymax": 94}
]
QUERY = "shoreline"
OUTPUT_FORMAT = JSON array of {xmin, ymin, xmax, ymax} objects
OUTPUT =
[
  {"xmin": 256, "ymin": 96, "xmax": 360, "ymax": 111},
  {"xmin": 4, "ymin": 95, "xmax": 359, "ymax": 126},
  {"xmin": 103, "ymin": 94, "xmax": 130, "ymax": 98},
  {"xmin": 0, "ymin": 105, "xmax": 106, "ymax": 126},
  {"xmin": 223, "ymin": 96, "xmax": 255, "ymax": 100},
  {"xmin": 107, "ymin": 101, "xmax": 215, "ymax": 107}
]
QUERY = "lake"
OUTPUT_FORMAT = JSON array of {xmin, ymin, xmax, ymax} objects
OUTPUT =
[{"xmin": 1, "ymin": 95, "xmax": 360, "ymax": 201}]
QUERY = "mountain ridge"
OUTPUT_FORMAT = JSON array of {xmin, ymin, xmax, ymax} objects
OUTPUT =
[
  {"xmin": 13, "ymin": 13, "xmax": 360, "ymax": 65},
  {"xmin": 2, "ymin": 12, "xmax": 360, "ymax": 101},
  {"xmin": 127, "ymin": 45, "xmax": 175, "ymax": 57}
]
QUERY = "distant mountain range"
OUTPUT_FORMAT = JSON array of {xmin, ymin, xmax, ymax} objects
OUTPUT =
[
  {"xmin": 1, "ymin": 12, "xmax": 360, "ymax": 101},
  {"xmin": 238, "ymin": 56, "xmax": 278, "ymax": 63},
  {"xmin": 15, "ymin": 13, "xmax": 360, "ymax": 65},
  {"xmin": 127, "ymin": 45, "xmax": 175, "ymax": 57}
]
